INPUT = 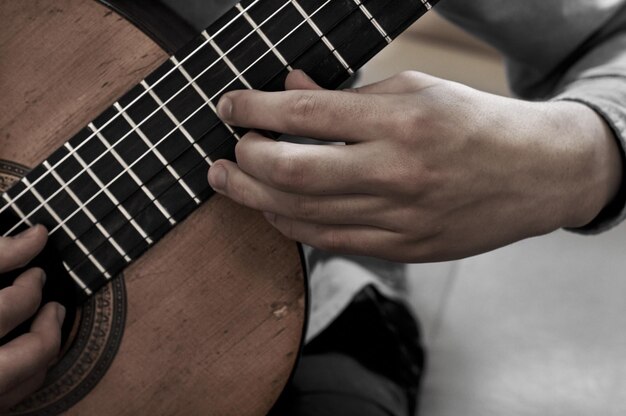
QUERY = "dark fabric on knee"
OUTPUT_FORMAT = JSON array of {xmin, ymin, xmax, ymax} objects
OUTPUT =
[
  {"xmin": 272, "ymin": 353, "xmax": 407, "ymax": 416},
  {"xmin": 270, "ymin": 285, "xmax": 425, "ymax": 416}
]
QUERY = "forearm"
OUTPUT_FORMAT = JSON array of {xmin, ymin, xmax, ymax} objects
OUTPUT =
[{"xmin": 436, "ymin": 0, "xmax": 626, "ymax": 233}]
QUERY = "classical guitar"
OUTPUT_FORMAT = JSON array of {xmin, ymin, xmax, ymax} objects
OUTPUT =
[{"xmin": 0, "ymin": 0, "xmax": 435, "ymax": 414}]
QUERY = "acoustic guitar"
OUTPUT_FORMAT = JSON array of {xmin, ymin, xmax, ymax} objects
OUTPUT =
[{"xmin": 0, "ymin": 0, "xmax": 435, "ymax": 414}]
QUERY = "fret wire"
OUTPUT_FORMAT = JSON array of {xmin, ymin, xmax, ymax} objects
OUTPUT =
[
  {"xmin": 290, "ymin": 0, "xmax": 354, "ymax": 75},
  {"xmin": 88, "ymin": 121, "xmax": 177, "ymax": 226},
  {"xmin": 203, "ymin": 29, "xmax": 253, "ymax": 93},
  {"xmin": 21, "ymin": 177, "xmax": 111, "ymax": 280},
  {"xmin": 55, "ymin": 143, "xmax": 154, "ymax": 246},
  {"xmin": 236, "ymin": 3, "xmax": 293, "ymax": 71},
  {"xmin": 169, "ymin": 56, "xmax": 243, "ymax": 144},
  {"xmin": 4, "ymin": 0, "xmax": 427, "ymax": 290},
  {"xmin": 60, "ymin": 155, "xmax": 212, "ymax": 278},
  {"xmin": 3, "ymin": 0, "xmax": 336, "ymax": 238},
  {"xmin": 2, "ymin": 192, "xmax": 34, "ymax": 227},
  {"xmin": 56, "ymin": 0, "xmax": 340, "ymax": 252},
  {"xmin": 66, "ymin": 178, "xmax": 204, "ymax": 283},
  {"xmin": 0, "ymin": 0, "xmax": 297, "ymax": 235},
  {"xmin": 352, "ymin": 0, "xmax": 392, "ymax": 44},
  {"xmin": 0, "ymin": 0, "xmax": 267, "ymax": 221},
  {"xmin": 112, "ymin": 104, "xmax": 201, "ymax": 205},
  {"xmin": 43, "ymin": 160, "xmax": 132, "ymax": 263},
  {"xmin": 63, "ymin": 261, "xmax": 92, "ymax": 295},
  {"xmin": 65, "ymin": 161, "xmax": 212, "ymax": 280},
  {"xmin": 141, "ymin": 76, "xmax": 213, "ymax": 165}
]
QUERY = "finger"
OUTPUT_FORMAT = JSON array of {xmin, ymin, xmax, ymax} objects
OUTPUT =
[
  {"xmin": 231, "ymin": 132, "xmax": 372, "ymax": 194},
  {"xmin": 0, "ymin": 302, "xmax": 64, "ymax": 394},
  {"xmin": 263, "ymin": 213, "xmax": 406, "ymax": 260},
  {"xmin": 285, "ymin": 69, "xmax": 324, "ymax": 91},
  {"xmin": 0, "ymin": 370, "xmax": 45, "ymax": 411},
  {"xmin": 0, "ymin": 268, "xmax": 45, "ymax": 337},
  {"xmin": 0, "ymin": 225, "xmax": 48, "ymax": 273},
  {"xmin": 346, "ymin": 71, "xmax": 442, "ymax": 94},
  {"xmin": 209, "ymin": 159, "xmax": 388, "ymax": 225},
  {"xmin": 217, "ymin": 87, "xmax": 393, "ymax": 143}
]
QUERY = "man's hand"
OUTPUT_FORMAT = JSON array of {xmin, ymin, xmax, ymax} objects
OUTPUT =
[
  {"xmin": 209, "ymin": 70, "xmax": 622, "ymax": 262},
  {"xmin": 0, "ymin": 225, "xmax": 65, "ymax": 411}
]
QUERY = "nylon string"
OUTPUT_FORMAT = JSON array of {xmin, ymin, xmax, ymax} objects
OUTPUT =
[
  {"xmin": 1, "ymin": 0, "xmax": 305, "ymax": 236},
  {"xmin": 0, "ymin": 0, "xmax": 265, "ymax": 226},
  {"xmin": 4, "ymin": 0, "xmax": 338, "ymax": 241}
]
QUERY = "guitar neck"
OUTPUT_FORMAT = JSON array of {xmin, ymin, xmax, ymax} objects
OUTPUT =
[{"xmin": 0, "ymin": 0, "xmax": 436, "ymax": 301}]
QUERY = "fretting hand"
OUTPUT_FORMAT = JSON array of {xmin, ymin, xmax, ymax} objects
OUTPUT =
[
  {"xmin": 209, "ymin": 70, "xmax": 622, "ymax": 262},
  {"xmin": 0, "ymin": 225, "xmax": 65, "ymax": 411}
]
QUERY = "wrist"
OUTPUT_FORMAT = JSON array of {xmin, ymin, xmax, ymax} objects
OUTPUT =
[{"xmin": 546, "ymin": 101, "xmax": 623, "ymax": 229}]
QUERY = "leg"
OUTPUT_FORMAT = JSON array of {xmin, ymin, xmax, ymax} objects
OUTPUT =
[{"xmin": 270, "ymin": 286, "xmax": 425, "ymax": 416}]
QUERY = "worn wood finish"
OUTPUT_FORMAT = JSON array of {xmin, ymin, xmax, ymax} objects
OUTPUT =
[{"xmin": 0, "ymin": 1, "xmax": 305, "ymax": 414}]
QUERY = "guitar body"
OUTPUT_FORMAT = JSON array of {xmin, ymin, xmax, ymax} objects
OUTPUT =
[{"xmin": 0, "ymin": 1, "xmax": 306, "ymax": 414}]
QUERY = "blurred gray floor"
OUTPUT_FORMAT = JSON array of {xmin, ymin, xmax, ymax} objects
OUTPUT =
[{"xmin": 359, "ymin": 14, "xmax": 626, "ymax": 415}]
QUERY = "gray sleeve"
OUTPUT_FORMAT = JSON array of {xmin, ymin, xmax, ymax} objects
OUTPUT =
[
  {"xmin": 552, "ymin": 32, "xmax": 626, "ymax": 233},
  {"xmin": 435, "ymin": 0, "xmax": 626, "ymax": 233}
]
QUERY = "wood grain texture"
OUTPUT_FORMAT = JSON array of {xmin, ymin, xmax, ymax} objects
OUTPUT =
[
  {"xmin": 0, "ymin": 0, "xmax": 167, "ymax": 166},
  {"xmin": 0, "ymin": 0, "xmax": 306, "ymax": 414}
]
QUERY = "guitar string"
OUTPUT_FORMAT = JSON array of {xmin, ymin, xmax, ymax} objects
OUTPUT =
[
  {"xmin": 29, "ymin": 0, "xmax": 340, "ymax": 244},
  {"xmin": 57, "ymin": 0, "xmax": 373, "ymax": 280},
  {"xmin": 1, "ymin": 0, "xmax": 305, "ymax": 237},
  {"xmin": 56, "ymin": 0, "xmax": 351, "ymax": 285},
  {"xmin": 0, "ymin": 0, "xmax": 265, "ymax": 221}
]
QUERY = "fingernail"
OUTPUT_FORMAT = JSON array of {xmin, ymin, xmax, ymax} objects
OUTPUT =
[
  {"xmin": 15, "ymin": 225, "xmax": 40, "ymax": 239},
  {"xmin": 217, "ymin": 95, "xmax": 232, "ymax": 120},
  {"xmin": 56, "ymin": 304, "xmax": 66, "ymax": 326},
  {"xmin": 39, "ymin": 269, "xmax": 47, "ymax": 286},
  {"xmin": 209, "ymin": 165, "xmax": 228, "ymax": 191}
]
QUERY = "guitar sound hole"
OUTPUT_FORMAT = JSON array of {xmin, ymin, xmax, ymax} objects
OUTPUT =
[
  {"xmin": 0, "ymin": 162, "xmax": 127, "ymax": 415},
  {"xmin": 0, "ymin": 163, "xmax": 86, "ymax": 350}
]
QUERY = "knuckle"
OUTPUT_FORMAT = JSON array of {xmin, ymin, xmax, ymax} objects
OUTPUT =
[
  {"xmin": 289, "ymin": 93, "xmax": 318, "ymax": 125},
  {"xmin": 276, "ymin": 217, "xmax": 297, "ymax": 242},
  {"xmin": 370, "ymin": 164, "xmax": 414, "ymax": 195},
  {"xmin": 397, "ymin": 106, "xmax": 425, "ymax": 142},
  {"xmin": 317, "ymin": 230, "xmax": 349, "ymax": 253},
  {"xmin": 233, "ymin": 181, "xmax": 253, "ymax": 208},
  {"xmin": 269, "ymin": 147, "xmax": 305, "ymax": 190},
  {"xmin": 396, "ymin": 71, "xmax": 422, "ymax": 88},
  {"xmin": 291, "ymin": 196, "xmax": 317, "ymax": 220}
]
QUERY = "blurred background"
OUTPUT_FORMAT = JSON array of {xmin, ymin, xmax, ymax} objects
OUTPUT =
[{"xmin": 358, "ymin": 12, "xmax": 626, "ymax": 416}]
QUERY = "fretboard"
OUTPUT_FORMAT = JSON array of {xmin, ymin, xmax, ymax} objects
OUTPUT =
[{"xmin": 0, "ymin": 0, "xmax": 437, "ymax": 301}]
